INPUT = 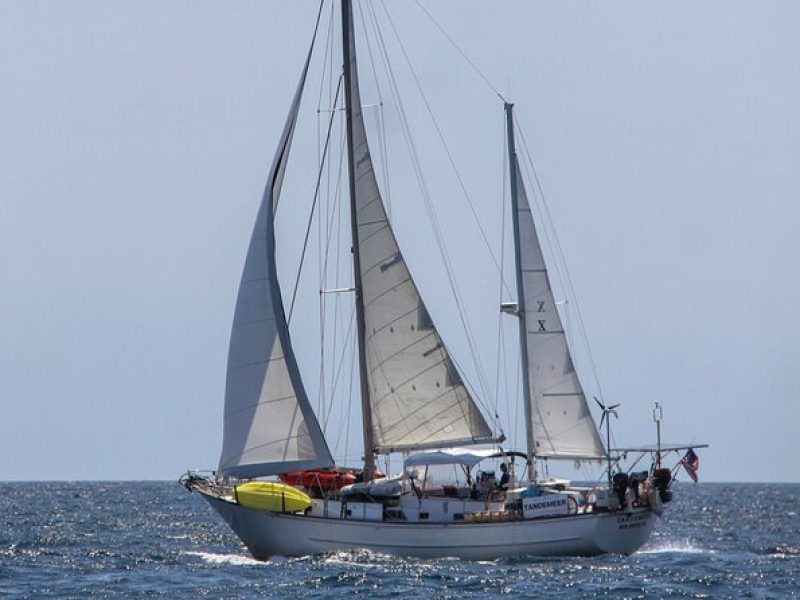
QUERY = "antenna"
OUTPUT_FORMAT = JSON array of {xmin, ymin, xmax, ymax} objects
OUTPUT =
[{"xmin": 653, "ymin": 402, "xmax": 664, "ymax": 469}]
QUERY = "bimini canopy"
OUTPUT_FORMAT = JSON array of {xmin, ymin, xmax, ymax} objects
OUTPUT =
[
  {"xmin": 613, "ymin": 443, "xmax": 709, "ymax": 453},
  {"xmin": 403, "ymin": 448, "xmax": 526, "ymax": 470}
]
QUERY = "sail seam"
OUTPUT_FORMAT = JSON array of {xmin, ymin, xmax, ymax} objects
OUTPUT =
[
  {"xmin": 231, "ymin": 317, "xmax": 277, "ymax": 328},
  {"xmin": 361, "ymin": 251, "xmax": 408, "ymax": 276},
  {"xmin": 368, "ymin": 304, "xmax": 421, "ymax": 335},
  {"xmin": 368, "ymin": 333, "xmax": 438, "ymax": 369},
  {"xmin": 377, "ymin": 396, "xmax": 463, "ymax": 441},
  {"xmin": 361, "ymin": 277, "xmax": 413, "ymax": 308},
  {"xmin": 224, "ymin": 433, "xmax": 310, "ymax": 464},
  {"xmin": 226, "ymin": 356, "xmax": 286, "ymax": 373},
  {"xmin": 379, "ymin": 393, "xmax": 467, "ymax": 439},
  {"xmin": 223, "ymin": 394, "xmax": 298, "ymax": 418},
  {"xmin": 370, "ymin": 353, "xmax": 452, "ymax": 404}
]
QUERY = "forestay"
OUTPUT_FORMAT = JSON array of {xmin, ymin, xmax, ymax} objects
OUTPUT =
[
  {"xmin": 218, "ymin": 40, "xmax": 334, "ymax": 478},
  {"xmin": 513, "ymin": 155, "xmax": 606, "ymax": 459},
  {"xmin": 343, "ymin": 3, "xmax": 496, "ymax": 454}
]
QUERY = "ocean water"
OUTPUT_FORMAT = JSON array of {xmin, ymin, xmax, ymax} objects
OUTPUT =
[{"xmin": 1, "ymin": 482, "xmax": 797, "ymax": 598}]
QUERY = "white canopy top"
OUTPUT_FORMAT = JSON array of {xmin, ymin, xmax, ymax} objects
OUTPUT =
[
  {"xmin": 403, "ymin": 448, "xmax": 510, "ymax": 469},
  {"xmin": 613, "ymin": 443, "xmax": 709, "ymax": 453}
]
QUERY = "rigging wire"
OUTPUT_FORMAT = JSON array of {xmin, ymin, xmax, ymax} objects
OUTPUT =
[
  {"xmin": 312, "ymin": 26, "xmax": 355, "ymax": 448},
  {"xmin": 287, "ymin": 75, "xmax": 343, "ymax": 324},
  {"xmin": 319, "ymin": 75, "xmax": 352, "ymax": 433},
  {"xmin": 412, "ymin": 0, "xmax": 506, "ymax": 104},
  {"xmin": 356, "ymin": 1, "xmax": 392, "ymax": 216},
  {"xmin": 323, "ymin": 303, "xmax": 357, "ymax": 432},
  {"xmin": 385, "ymin": 2, "xmax": 514, "ymax": 300},
  {"xmin": 316, "ymin": 3, "xmax": 336, "ymax": 422},
  {"xmin": 512, "ymin": 335, "xmax": 521, "ymax": 454},
  {"xmin": 320, "ymin": 102, "xmax": 350, "ymax": 437},
  {"xmin": 315, "ymin": 2, "xmax": 336, "ymax": 115},
  {"xmin": 333, "ymin": 323, "xmax": 358, "ymax": 460}
]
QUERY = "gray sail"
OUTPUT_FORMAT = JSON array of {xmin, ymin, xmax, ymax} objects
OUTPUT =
[
  {"xmin": 218, "ymin": 45, "xmax": 334, "ymax": 478},
  {"xmin": 514, "ymin": 156, "xmax": 606, "ymax": 459},
  {"xmin": 343, "ymin": 2, "xmax": 496, "ymax": 454}
]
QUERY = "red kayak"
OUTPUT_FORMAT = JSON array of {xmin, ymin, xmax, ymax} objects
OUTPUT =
[
  {"xmin": 279, "ymin": 469, "xmax": 357, "ymax": 490},
  {"xmin": 279, "ymin": 467, "xmax": 385, "ymax": 490}
]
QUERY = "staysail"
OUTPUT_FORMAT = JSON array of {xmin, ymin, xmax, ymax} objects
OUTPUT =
[
  {"xmin": 506, "ymin": 106, "xmax": 605, "ymax": 460},
  {"xmin": 218, "ymin": 36, "xmax": 334, "ymax": 478},
  {"xmin": 342, "ymin": 0, "xmax": 496, "ymax": 454}
]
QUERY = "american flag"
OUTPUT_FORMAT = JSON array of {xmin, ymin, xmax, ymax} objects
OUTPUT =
[{"xmin": 680, "ymin": 448, "xmax": 700, "ymax": 483}]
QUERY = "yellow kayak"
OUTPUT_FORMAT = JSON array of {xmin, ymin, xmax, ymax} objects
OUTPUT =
[{"xmin": 233, "ymin": 481, "xmax": 312, "ymax": 513}]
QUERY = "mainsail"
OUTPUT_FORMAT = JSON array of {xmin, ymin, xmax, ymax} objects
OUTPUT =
[
  {"xmin": 507, "ymin": 107, "xmax": 606, "ymax": 460},
  {"xmin": 342, "ymin": 0, "xmax": 496, "ymax": 454},
  {"xmin": 218, "ymin": 38, "xmax": 334, "ymax": 478}
]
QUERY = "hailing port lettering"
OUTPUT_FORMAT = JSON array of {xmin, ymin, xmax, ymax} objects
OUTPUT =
[{"xmin": 616, "ymin": 513, "xmax": 650, "ymax": 530}]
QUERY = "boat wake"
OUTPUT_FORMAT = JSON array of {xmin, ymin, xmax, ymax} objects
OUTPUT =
[
  {"xmin": 184, "ymin": 551, "xmax": 265, "ymax": 567},
  {"xmin": 318, "ymin": 548, "xmax": 395, "ymax": 567},
  {"xmin": 640, "ymin": 542, "xmax": 714, "ymax": 555}
]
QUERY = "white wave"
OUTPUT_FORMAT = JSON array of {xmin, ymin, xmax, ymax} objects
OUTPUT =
[
  {"xmin": 317, "ymin": 549, "xmax": 398, "ymax": 568},
  {"xmin": 184, "ymin": 550, "xmax": 265, "ymax": 566},
  {"xmin": 640, "ymin": 542, "xmax": 715, "ymax": 555}
]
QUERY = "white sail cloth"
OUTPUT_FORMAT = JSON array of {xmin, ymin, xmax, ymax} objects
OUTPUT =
[
  {"xmin": 218, "ymin": 44, "xmax": 333, "ymax": 478},
  {"xmin": 514, "ymin": 156, "xmax": 606, "ymax": 459},
  {"xmin": 344, "ymin": 3, "xmax": 496, "ymax": 453}
]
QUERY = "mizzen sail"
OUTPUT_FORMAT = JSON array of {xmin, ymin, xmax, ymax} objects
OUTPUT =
[
  {"xmin": 342, "ymin": 1, "xmax": 496, "ymax": 454},
  {"xmin": 218, "ymin": 38, "xmax": 334, "ymax": 478},
  {"xmin": 511, "ymin": 145, "xmax": 605, "ymax": 460}
]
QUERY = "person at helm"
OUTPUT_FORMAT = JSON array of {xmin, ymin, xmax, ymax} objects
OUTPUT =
[{"xmin": 498, "ymin": 463, "xmax": 510, "ymax": 490}]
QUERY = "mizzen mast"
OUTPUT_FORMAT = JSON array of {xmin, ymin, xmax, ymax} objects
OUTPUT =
[{"xmin": 505, "ymin": 102, "xmax": 537, "ymax": 479}]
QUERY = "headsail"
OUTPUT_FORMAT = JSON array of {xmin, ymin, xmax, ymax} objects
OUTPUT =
[
  {"xmin": 342, "ymin": 0, "xmax": 496, "ymax": 454},
  {"xmin": 218, "ymin": 34, "xmax": 334, "ymax": 478},
  {"xmin": 508, "ymin": 113, "xmax": 606, "ymax": 460}
]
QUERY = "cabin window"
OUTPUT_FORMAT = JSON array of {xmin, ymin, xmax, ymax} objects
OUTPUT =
[{"xmin": 419, "ymin": 512, "xmax": 429, "ymax": 520}]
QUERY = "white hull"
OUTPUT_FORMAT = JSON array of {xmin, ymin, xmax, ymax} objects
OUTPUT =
[{"xmin": 199, "ymin": 491, "xmax": 657, "ymax": 561}]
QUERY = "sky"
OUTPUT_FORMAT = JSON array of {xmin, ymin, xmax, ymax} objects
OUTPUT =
[{"xmin": 1, "ymin": 1, "xmax": 798, "ymax": 482}]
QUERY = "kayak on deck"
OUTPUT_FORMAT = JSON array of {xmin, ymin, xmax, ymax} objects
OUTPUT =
[
  {"xmin": 233, "ymin": 481, "xmax": 312, "ymax": 513},
  {"xmin": 279, "ymin": 468, "xmax": 360, "ymax": 490}
]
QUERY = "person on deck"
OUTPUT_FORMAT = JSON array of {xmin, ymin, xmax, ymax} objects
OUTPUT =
[{"xmin": 498, "ymin": 463, "xmax": 510, "ymax": 490}]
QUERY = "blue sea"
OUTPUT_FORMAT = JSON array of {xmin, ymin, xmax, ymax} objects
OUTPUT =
[{"xmin": 1, "ymin": 482, "xmax": 797, "ymax": 598}]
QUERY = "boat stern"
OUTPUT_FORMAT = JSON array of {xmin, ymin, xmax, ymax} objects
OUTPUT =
[{"xmin": 593, "ymin": 508, "xmax": 657, "ymax": 555}]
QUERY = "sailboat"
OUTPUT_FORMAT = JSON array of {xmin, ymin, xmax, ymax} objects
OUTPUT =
[{"xmin": 182, "ymin": 0, "xmax": 705, "ymax": 561}]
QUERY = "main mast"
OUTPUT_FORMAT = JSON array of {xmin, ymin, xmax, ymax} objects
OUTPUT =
[
  {"xmin": 341, "ymin": 0, "xmax": 376, "ymax": 479},
  {"xmin": 505, "ymin": 102, "xmax": 537, "ymax": 480}
]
